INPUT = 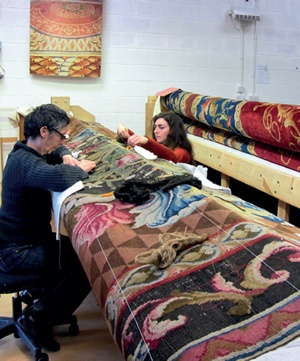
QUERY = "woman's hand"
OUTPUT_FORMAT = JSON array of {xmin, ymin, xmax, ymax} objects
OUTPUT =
[
  {"xmin": 77, "ymin": 159, "xmax": 96, "ymax": 173},
  {"xmin": 62, "ymin": 154, "xmax": 96, "ymax": 173},
  {"xmin": 127, "ymin": 134, "xmax": 148, "ymax": 147},
  {"xmin": 117, "ymin": 124, "xmax": 130, "ymax": 139},
  {"xmin": 62, "ymin": 154, "xmax": 81, "ymax": 166}
]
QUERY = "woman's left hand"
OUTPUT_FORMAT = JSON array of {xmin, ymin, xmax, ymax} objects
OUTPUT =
[{"xmin": 62, "ymin": 154, "xmax": 81, "ymax": 166}]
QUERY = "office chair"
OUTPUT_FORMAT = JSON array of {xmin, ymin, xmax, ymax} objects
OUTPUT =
[{"xmin": 0, "ymin": 271, "xmax": 79, "ymax": 361}]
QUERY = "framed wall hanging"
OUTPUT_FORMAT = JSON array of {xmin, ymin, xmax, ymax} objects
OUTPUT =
[{"xmin": 30, "ymin": 0, "xmax": 103, "ymax": 77}]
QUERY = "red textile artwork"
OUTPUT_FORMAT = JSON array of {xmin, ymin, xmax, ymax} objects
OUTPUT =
[
  {"xmin": 186, "ymin": 121, "xmax": 300, "ymax": 172},
  {"xmin": 162, "ymin": 89, "xmax": 300, "ymax": 171},
  {"xmin": 30, "ymin": 0, "xmax": 103, "ymax": 77},
  {"xmin": 240, "ymin": 101, "xmax": 300, "ymax": 152}
]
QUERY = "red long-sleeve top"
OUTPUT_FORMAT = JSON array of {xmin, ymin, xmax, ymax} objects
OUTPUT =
[{"xmin": 126, "ymin": 129, "xmax": 191, "ymax": 164}]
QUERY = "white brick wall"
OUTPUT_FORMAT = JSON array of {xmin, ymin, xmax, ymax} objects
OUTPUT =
[{"xmin": 0, "ymin": 0, "xmax": 300, "ymax": 137}]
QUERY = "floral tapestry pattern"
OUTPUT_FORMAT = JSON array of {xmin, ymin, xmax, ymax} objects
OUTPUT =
[{"xmin": 59, "ymin": 118, "xmax": 300, "ymax": 361}]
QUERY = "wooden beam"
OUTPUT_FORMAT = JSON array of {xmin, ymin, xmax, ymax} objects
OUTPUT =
[
  {"xmin": 145, "ymin": 96, "xmax": 157, "ymax": 136},
  {"xmin": 277, "ymin": 200, "xmax": 290, "ymax": 221},
  {"xmin": 51, "ymin": 96, "xmax": 71, "ymax": 113},
  {"xmin": 220, "ymin": 174, "xmax": 230, "ymax": 188},
  {"xmin": 191, "ymin": 135, "xmax": 300, "ymax": 210}
]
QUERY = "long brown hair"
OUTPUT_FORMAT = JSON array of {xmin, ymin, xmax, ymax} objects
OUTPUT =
[{"xmin": 151, "ymin": 111, "xmax": 196, "ymax": 165}]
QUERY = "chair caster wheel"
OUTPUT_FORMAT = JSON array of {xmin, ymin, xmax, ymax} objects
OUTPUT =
[
  {"xmin": 69, "ymin": 315, "xmax": 79, "ymax": 336},
  {"xmin": 69, "ymin": 322, "xmax": 79, "ymax": 335},
  {"xmin": 36, "ymin": 352, "xmax": 49, "ymax": 361}
]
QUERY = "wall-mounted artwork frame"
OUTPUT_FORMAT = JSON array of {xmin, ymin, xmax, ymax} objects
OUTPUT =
[{"xmin": 30, "ymin": 0, "xmax": 103, "ymax": 77}]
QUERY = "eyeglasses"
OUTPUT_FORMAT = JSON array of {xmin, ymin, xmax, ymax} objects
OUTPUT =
[{"xmin": 52, "ymin": 128, "xmax": 69, "ymax": 140}]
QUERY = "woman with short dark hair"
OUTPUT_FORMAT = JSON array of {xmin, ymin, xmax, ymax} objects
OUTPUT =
[{"xmin": 0, "ymin": 104, "xmax": 96, "ymax": 352}]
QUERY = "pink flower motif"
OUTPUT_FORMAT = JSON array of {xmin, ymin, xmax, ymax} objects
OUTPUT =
[
  {"xmin": 117, "ymin": 153, "xmax": 140, "ymax": 167},
  {"xmin": 80, "ymin": 142, "xmax": 99, "ymax": 155},
  {"xmin": 72, "ymin": 200, "xmax": 134, "ymax": 253},
  {"xmin": 216, "ymin": 348, "xmax": 231, "ymax": 357},
  {"xmin": 281, "ymin": 320, "xmax": 293, "ymax": 328},
  {"xmin": 287, "ymin": 250, "xmax": 300, "ymax": 262},
  {"xmin": 212, "ymin": 273, "xmax": 246, "ymax": 294},
  {"xmin": 122, "ymin": 298, "xmax": 187, "ymax": 352},
  {"xmin": 142, "ymin": 306, "xmax": 187, "ymax": 349}
]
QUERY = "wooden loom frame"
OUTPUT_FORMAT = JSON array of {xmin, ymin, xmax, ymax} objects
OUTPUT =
[{"xmin": 145, "ymin": 95, "xmax": 300, "ymax": 223}]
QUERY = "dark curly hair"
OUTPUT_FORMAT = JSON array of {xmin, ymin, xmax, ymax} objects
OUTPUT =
[
  {"xmin": 24, "ymin": 103, "xmax": 70, "ymax": 139},
  {"xmin": 151, "ymin": 111, "xmax": 195, "ymax": 165}
]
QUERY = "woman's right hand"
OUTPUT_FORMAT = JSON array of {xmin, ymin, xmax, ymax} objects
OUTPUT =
[
  {"xmin": 78, "ymin": 159, "xmax": 96, "ymax": 173},
  {"xmin": 127, "ymin": 134, "xmax": 148, "ymax": 147}
]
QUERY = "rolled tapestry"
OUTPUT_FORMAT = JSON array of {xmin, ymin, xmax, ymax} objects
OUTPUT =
[{"xmin": 161, "ymin": 89, "xmax": 300, "ymax": 172}]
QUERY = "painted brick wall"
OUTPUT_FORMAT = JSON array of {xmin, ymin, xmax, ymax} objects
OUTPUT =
[{"xmin": 0, "ymin": 0, "xmax": 300, "ymax": 135}]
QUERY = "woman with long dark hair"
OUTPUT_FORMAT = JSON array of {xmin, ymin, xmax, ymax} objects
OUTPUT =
[{"xmin": 117, "ymin": 111, "xmax": 195, "ymax": 165}]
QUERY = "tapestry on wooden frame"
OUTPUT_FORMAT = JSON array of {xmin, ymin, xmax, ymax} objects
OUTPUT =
[{"xmin": 30, "ymin": 0, "xmax": 103, "ymax": 77}]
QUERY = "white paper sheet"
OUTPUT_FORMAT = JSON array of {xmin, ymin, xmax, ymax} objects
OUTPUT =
[
  {"xmin": 134, "ymin": 146, "xmax": 157, "ymax": 160},
  {"xmin": 52, "ymin": 180, "xmax": 84, "ymax": 240},
  {"xmin": 177, "ymin": 162, "xmax": 231, "ymax": 194}
]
